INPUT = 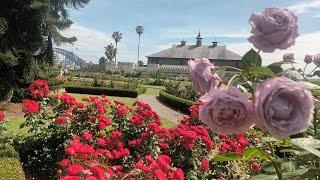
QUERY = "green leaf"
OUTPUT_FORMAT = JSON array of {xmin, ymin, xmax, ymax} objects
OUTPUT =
[
  {"xmin": 241, "ymin": 49, "xmax": 262, "ymax": 70},
  {"xmin": 213, "ymin": 148, "xmax": 270, "ymax": 162},
  {"xmin": 212, "ymin": 153, "xmax": 243, "ymax": 162},
  {"xmin": 243, "ymin": 147, "xmax": 269, "ymax": 160},
  {"xmin": 247, "ymin": 67, "xmax": 275, "ymax": 78},
  {"xmin": 300, "ymin": 168, "xmax": 320, "ymax": 178},
  {"xmin": 291, "ymin": 138, "xmax": 320, "ymax": 157},
  {"xmin": 282, "ymin": 168, "xmax": 311, "ymax": 178},
  {"xmin": 279, "ymin": 149, "xmax": 310, "ymax": 156},
  {"xmin": 250, "ymin": 174, "xmax": 277, "ymax": 180},
  {"xmin": 261, "ymin": 137, "xmax": 277, "ymax": 143}
]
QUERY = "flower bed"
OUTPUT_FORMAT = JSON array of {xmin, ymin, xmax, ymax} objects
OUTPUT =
[
  {"xmin": 159, "ymin": 89, "xmax": 194, "ymax": 113},
  {"xmin": 65, "ymin": 86, "xmax": 146, "ymax": 98}
]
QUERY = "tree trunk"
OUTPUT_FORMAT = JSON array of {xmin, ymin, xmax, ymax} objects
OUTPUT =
[
  {"xmin": 115, "ymin": 42, "xmax": 118, "ymax": 63},
  {"xmin": 137, "ymin": 35, "xmax": 141, "ymax": 64}
]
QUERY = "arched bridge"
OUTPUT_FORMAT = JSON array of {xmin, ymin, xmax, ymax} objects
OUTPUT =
[{"xmin": 54, "ymin": 48, "xmax": 86, "ymax": 67}]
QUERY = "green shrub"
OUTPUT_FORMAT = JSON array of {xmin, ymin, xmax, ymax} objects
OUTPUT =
[
  {"xmin": 65, "ymin": 86, "xmax": 146, "ymax": 98},
  {"xmin": 159, "ymin": 89, "xmax": 194, "ymax": 113},
  {"xmin": 135, "ymin": 86, "xmax": 147, "ymax": 95},
  {"xmin": 14, "ymin": 133, "xmax": 66, "ymax": 180}
]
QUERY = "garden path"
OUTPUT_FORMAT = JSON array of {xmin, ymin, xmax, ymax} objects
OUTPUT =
[{"xmin": 138, "ymin": 87, "xmax": 183, "ymax": 124}]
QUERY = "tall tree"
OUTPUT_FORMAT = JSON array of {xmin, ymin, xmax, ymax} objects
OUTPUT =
[
  {"xmin": 112, "ymin": 31, "xmax": 123, "ymax": 63},
  {"xmin": 0, "ymin": 0, "xmax": 90, "ymax": 102},
  {"xmin": 105, "ymin": 43, "xmax": 117, "ymax": 62},
  {"xmin": 136, "ymin": 26, "xmax": 144, "ymax": 63},
  {"xmin": 98, "ymin": 57, "xmax": 106, "ymax": 72}
]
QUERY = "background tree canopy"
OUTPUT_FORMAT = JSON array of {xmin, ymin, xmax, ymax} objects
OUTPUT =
[{"xmin": 0, "ymin": 0, "xmax": 90, "ymax": 102}]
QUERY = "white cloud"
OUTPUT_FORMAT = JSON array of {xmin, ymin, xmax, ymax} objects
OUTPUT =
[
  {"xmin": 58, "ymin": 24, "xmax": 132, "ymax": 63},
  {"xmin": 228, "ymin": 31, "xmax": 320, "ymax": 72},
  {"xmin": 160, "ymin": 27, "xmax": 250, "ymax": 39},
  {"xmin": 313, "ymin": 14, "xmax": 320, "ymax": 18},
  {"xmin": 288, "ymin": 0, "xmax": 320, "ymax": 14}
]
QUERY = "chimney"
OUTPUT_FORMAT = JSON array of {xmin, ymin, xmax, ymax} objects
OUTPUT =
[
  {"xmin": 212, "ymin": 41, "xmax": 218, "ymax": 47},
  {"xmin": 180, "ymin": 40, "xmax": 186, "ymax": 46}
]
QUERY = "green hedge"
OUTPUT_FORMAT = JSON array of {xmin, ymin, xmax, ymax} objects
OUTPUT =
[
  {"xmin": 159, "ymin": 89, "xmax": 194, "ymax": 113},
  {"xmin": 65, "ymin": 86, "xmax": 146, "ymax": 98}
]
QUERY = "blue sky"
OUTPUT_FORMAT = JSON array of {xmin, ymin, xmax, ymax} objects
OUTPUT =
[{"xmin": 60, "ymin": 0, "xmax": 320, "ymax": 68}]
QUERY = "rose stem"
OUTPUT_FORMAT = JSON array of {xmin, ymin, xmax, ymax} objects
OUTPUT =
[
  {"xmin": 302, "ymin": 63, "xmax": 308, "ymax": 79},
  {"xmin": 267, "ymin": 142, "xmax": 283, "ymax": 180}
]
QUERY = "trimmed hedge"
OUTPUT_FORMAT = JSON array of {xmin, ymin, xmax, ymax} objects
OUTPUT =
[
  {"xmin": 65, "ymin": 86, "xmax": 146, "ymax": 98},
  {"xmin": 159, "ymin": 89, "xmax": 195, "ymax": 114}
]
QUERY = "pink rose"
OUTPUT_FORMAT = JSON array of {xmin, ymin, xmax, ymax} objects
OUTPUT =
[
  {"xmin": 248, "ymin": 7, "xmax": 299, "ymax": 52},
  {"xmin": 304, "ymin": 55, "xmax": 313, "ymax": 64},
  {"xmin": 254, "ymin": 77, "xmax": 314, "ymax": 137},
  {"xmin": 283, "ymin": 53, "xmax": 294, "ymax": 62},
  {"xmin": 188, "ymin": 58, "xmax": 220, "ymax": 93},
  {"xmin": 199, "ymin": 87, "xmax": 254, "ymax": 135},
  {"xmin": 314, "ymin": 54, "xmax": 320, "ymax": 67}
]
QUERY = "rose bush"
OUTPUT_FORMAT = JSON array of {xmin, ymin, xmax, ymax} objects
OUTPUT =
[{"xmin": 18, "ymin": 79, "xmax": 242, "ymax": 179}]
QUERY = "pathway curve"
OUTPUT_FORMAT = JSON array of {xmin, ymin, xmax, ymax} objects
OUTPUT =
[{"xmin": 138, "ymin": 87, "xmax": 183, "ymax": 124}]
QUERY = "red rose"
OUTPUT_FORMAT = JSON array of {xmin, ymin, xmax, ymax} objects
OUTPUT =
[
  {"xmin": 59, "ymin": 159, "xmax": 71, "ymax": 167},
  {"xmin": 23, "ymin": 99, "xmax": 40, "ymax": 114},
  {"xmin": 200, "ymin": 158, "xmax": 210, "ymax": 171},
  {"xmin": 54, "ymin": 117, "xmax": 68, "ymax": 124},
  {"xmin": 85, "ymin": 176, "xmax": 98, "ymax": 180},
  {"xmin": 82, "ymin": 132, "xmax": 93, "ymax": 141},
  {"xmin": 60, "ymin": 176, "xmax": 82, "ymax": 180},
  {"xmin": 251, "ymin": 162, "xmax": 261, "ymax": 173},
  {"xmin": 67, "ymin": 164, "xmax": 83, "ymax": 176},
  {"xmin": 154, "ymin": 169, "xmax": 167, "ymax": 180},
  {"xmin": 0, "ymin": 111, "xmax": 5, "ymax": 122}
]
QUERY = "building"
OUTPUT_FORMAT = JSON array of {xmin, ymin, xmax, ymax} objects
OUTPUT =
[
  {"xmin": 146, "ymin": 32, "xmax": 242, "ymax": 67},
  {"xmin": 118, "ymin": 62, "xmax": 135, "ymax": 74}
]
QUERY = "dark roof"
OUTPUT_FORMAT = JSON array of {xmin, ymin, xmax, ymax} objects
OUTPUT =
[
  {"xmin": 147, "ymin": 45, "xmax": 242, "ymax": 60},
  {"xmin": 196, "ymin": 32, "xmax": 203, "ymax": 39}
]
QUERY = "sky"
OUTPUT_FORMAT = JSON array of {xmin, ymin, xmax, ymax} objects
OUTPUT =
[{"xmin": 59, "ymin": 0, "xmax": 320, "ymax": 70}]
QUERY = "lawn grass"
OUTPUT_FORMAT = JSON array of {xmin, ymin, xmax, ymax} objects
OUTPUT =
[
  {"xmin": 0, "ymin": 146, "xmax": 25, "ymax": 180},
  {"xmin": 70, "ymin": 93, "xmax": 138, "ymax": 107},
  {"xmin": 0, "ymin": 117, "xmax": 26, "ymax": 180},
  {"xmin": 140, "ymin": 85, "xmax": 165, "ymax": 96}
]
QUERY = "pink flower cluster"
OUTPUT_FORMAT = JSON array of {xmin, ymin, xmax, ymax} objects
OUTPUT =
[{"xmin": 188, "ymin": 58, "xmax": 314, "ymax": 137}]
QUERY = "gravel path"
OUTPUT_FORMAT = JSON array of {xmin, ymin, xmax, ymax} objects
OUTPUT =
[{"xmin": 138, "ymin": 88, "xmax": 183, "ymax": 123}]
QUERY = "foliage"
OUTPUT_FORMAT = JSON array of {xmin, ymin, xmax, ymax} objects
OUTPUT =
[
  {"xmin": 165, "ymin": 81, "xmax": 200, "ymax": 101},
  {"xmin": 98, "ymin": 57, "xmax": 107, "ymax": 72},
  {"xmin": 14, "ymin": 80, "xmax": 218, "ymax": 179},
  {"xmin": 159, "ymin": 89, "xmax": 194, "ymax": 113},
  {"xmin": 104, "ymin": 43, "xmax": 117, "ymax": 62},
  {"xmin": 241, "ymin": 49, "xmax": 262, "ymax": 70},
  {"xmin": 0, "ymin": 0, "xmax": 90, "ymax": 102},
  {"xmin": 65, "ymin": 86, "xmax": 146, "ymax": 98}
]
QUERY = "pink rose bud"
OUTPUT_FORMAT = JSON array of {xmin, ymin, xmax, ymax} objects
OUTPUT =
[
  {"xmin": 199, "ymin": 87, "xmax": 254, "ymax": 135},
  {"xmin": 283, "ymin": 53, "xmax": 294, "ymax": 62},
  {"xmin": 314, "ymin": 54, "xmax": 320, "ymax": 67},
  {"xmin": 304, "ymin": 55, "xmax": 313, "ymax": 64},
  {"xmin": 248, "ymin": 7, "xmax": 299, "ymax": 52},
  {"xmin": 188, "ymin": 58, "xmax": 221, "ymax": 93},
  {"xmin": 254, "ymin": 77, "xmax": 314, "ymax": 137}
]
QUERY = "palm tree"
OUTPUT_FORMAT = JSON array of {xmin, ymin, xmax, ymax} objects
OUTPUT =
[
  {"xmin": 105, "ymin": 43, "xmax": 117, "ymax": 62},
  {"xmin": 136, "ymin": 26, "xmax": 144, "ymax": 63},
  {"xmin": 112, "ymin": 31, "xmax": 123, "ymax": 62}
]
